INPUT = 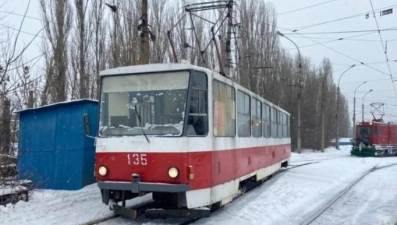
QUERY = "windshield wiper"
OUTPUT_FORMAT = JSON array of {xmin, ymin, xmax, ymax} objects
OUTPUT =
[{"xmin": 134, "ymin": 103, "xmax": 150, "ymax": 143}]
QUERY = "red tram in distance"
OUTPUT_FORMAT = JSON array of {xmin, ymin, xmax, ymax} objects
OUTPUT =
[
  {"xmin": 352, "ymin": 120, "xmax": 397, "ymax": 157},
  {"xmin": 92, "ymin": 62, "xmax": 291, "ymax": 216}
]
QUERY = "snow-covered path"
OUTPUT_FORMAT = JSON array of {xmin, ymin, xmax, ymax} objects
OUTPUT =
[
  {"xmin": 1, "ymin": 147, "xmax": 396, "ymax": 225},
  {"xmin": 312, "ymin": 162, "xmax": 397, "ymax": 225},
  {"xmin": 196, "ymin": 148, "xmax": 397, "ymax": 225}
]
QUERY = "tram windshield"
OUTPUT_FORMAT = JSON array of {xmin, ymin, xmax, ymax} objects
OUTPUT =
[
  {"xmin": 99, "ymin": 71, "xmax": 189, "ymax": 137},
  {"xmin": 358, "ymin": 126, "xmax": 371, "ymax": 140}
]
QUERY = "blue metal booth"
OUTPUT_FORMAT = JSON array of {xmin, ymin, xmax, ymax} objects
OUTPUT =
[{"xmin": 17, "ymin": 99, "xmax": 98, "ymax": 190}]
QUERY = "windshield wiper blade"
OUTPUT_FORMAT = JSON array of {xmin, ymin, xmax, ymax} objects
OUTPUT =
[{"xmin": 134, "ymin": 103, "xmax": 150, "ymax": 143}]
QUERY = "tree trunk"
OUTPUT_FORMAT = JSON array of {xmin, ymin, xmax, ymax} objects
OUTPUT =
[{"xmin": 2, "ymin": 98, "xmax": 11, "ymax": 154}]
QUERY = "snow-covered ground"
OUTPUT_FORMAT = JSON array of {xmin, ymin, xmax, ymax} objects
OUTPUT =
[{"xmin": 1, "ymin": 146, "xmax": 397, "ymax": 225}]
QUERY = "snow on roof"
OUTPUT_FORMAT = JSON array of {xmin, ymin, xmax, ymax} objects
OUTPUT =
[
  {"xmin": 14, "ymin": 99, "xmax": 98, "ymax": 114},
  {"xmin": 100, "ymin": 63, "xmax": 213, "ymax": 76}
]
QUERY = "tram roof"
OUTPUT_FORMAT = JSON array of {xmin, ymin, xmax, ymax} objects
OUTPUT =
[
  {"xmin": 100, "ymin": 63, "xmax": 290, "ymax": 116},
  {"xmin": 100, "ymin": 63, "xmax": 210, "ymax": 76}
]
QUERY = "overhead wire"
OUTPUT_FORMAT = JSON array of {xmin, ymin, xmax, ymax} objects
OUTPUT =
[
  {"xmin": 289, "ymin": 4, "xmax": 397, "ymax": 32},
  {"xmin": 280, "ymin": 30, "xmax": 393, "ymax": 78},
  {"xmin": 0, "ymin": 10, "xmax": 41, "ymax": 21},
  {"xmin": 287, "ymin": 36, "xmax": 397, "ymax": 43},
  {"xmin": 368, "ymin": 0, "xmax": 397, "ymax": 98},
  {"xmin": 283, "ymin": 27, "xmax": 397, "ymax": 51},
  {"xmin": 0, "ymin": 23, "xmax": 45, "ymax": 38},
  {"xmin": 276, "ymin": 0, "xmax": 339, "ymax": 16},
  {"xmin": 341, "ymin": 78, "xmax": 392, "ymax": 84},
  {"xmin": 282, "ymin": 28, "xmax": 397, "ymax": 35},
  {"xmin": 241, "ymin": 7, "xmax": 397, "ymax": 81},
  {"xmin": 273, "ymin": 2, "xmax": 397, "ymax": 85}
]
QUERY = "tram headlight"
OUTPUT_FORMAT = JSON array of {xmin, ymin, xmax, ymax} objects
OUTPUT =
[
  {"xmin": 98, "ymin": 166, "xmax": 108, "ymax": 176},
  {"xmin": 168, "ymin": 167, "xmax": 179, "ymax": 178}
]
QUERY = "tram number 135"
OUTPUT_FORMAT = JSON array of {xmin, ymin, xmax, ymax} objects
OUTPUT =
[{"xmin": 127, "ymin": 154, "xmax": 147, "ymax": 166}]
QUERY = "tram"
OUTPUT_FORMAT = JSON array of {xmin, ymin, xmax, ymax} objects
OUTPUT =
[{"xmin": 88, "ymin": 62, "xmax": 291, "ymax": 216}]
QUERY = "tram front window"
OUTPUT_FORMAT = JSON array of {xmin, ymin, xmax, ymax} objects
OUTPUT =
[
  {"xmin": 99, "ymin": 71, "xmax": 189, "ymax": 137},
  {"xmin": 358, "ymin": 126, "xmax": 371, "ymax": 139}
]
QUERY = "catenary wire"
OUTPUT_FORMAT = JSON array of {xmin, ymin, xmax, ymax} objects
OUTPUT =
[
  {"xmin": 282, "ymin": 28, "xmax": 397, "ymax": 35},
  {"xmin": 368, "ymin": 0, "xmax": 397, "ymax": 98},
  {"xmin": 284, "ymin": 27, "xmax": 397, "ymax": 51},
  {"xmin": 289, "ymin": 4, "xmax": 397, "ymax": 32},
  {"xmin": 276, "ymin": 0, "xmax": 339, "ymax": 16}
]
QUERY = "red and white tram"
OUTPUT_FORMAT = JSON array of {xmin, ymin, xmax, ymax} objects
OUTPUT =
[{"xmin": 94, "ymin": 62, "xmax": 291, "ymax": 212}]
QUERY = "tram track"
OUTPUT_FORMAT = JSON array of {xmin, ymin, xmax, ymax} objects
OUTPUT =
[
  {"xmin": 300, "ymin": 163, "xmax": 397, "ymax": 225},
  {"xmin": 81, "ymin": 215, "xmax": 118, "ymax": 225},
  {"xmin": 81, "ymin": 162, "xmax": 316, "ymax": 225}
]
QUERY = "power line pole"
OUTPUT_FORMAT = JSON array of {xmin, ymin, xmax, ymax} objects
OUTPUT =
[
  {"xmin": 276, "ymin": 31, "xmax": 302, "ymax": 154},
  {"xmin": 335, "ymin": 64, "xmax": 355, "ymax": 150},
  {"xmin": 297, "ymin": 78, "xmax": 302, "ymax": 154},
  {"xmin": 353, "ymin": 97, "xmax": 356, "ymax": 136},
  {"xmin": 224, "ymin": 0, "xmax": 233, "ymax": 77},
  {"xmin": 362, "ymin": 89, "xmax": 373, "ymax": 121},
  {"xmin": 321, "ymin": 74, "xmax": 325, "ymax": 152},
  {"xmin": 140, "ymin": 0, "xmax": 149, "ymax": 64},
  {"xmin": 353, "ymin": 81, "xmax": 367, "ymax": 137}
]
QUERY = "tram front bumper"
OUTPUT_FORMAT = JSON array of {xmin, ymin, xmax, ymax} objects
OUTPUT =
[
  {"xmin": 97, "ymin": 173, "xmax": 189, "ymax": 204},
  {"xmin": 97, "ymin": 181, "xmax": 189, "ymax": 193}
]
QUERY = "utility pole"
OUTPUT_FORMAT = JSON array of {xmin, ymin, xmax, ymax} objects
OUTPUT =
[
  {"xmin": 321, "ymin": 73, "xmax": 326, "ymax": 152},
  {"xmin": 353, "ymin": 81, "xmax": 367, "ymax": 137},
  {"xmin": 297, "ymin": 78, "xmax": 302, "ymax": 154},
  {"xmin": 276, "ymin": 31, "xmax": 302, "ymax": 154},
  {"xmin": 140, "ymin": 0, "xmax": 149, "ymax": 64},
  {"xmin": 335, "ymin": 64, "xmax": 355, "ymax": 150},
  {"xmin": 353, "ymin": 97, "xmax": 355, "ymax": 135},
  {"xmin": 362, "ymin": 89, "xmax": 373, "ymax": 121},
  {"xmin": 224, "ymin": 0, "xmax": 233, "ymax": 77}
]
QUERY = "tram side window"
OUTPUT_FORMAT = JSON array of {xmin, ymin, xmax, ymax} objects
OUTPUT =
[
  {"xmin": 277, "ymin": 110, "xmax": 283, "ymax": 138},
  {"xmin": 287, "ymin": 115, "xmax": 290, "ymax": 137},
  {"xmin": 237, "ymin": 91, "xmax": 251, "ymax": 137},
  {"xmin": 187, "ymin": 71, "xmax": 208, "ymax": 136},
  {"xmin": 262, "ymin": 103, "xmax": 271, "ymax": 137},
  {"xmin": 271, "ymin": 107, "xmax": 278, "ymax": 138},
  {"xmin": 282, "ymin": 113, "xmax": 288, "ymax": 137},
  {"xmin": 213, "ymin": 80, "xmax": 236, "ymax": 136},
  {"xmin": 252, "ymin": 98, "xmax": 262, "ymax": 137}
]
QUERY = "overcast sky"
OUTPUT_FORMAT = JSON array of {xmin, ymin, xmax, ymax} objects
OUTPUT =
[
  {"xmin": 272, "ymin": 0, "xmax": 397, "ymax": 123},
  {"xmin": 2, "ymin": 0, "xmax": 397, "ymax": 123}
]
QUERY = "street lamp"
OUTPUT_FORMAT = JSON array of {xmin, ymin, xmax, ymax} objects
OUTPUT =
[
  {"xmin": 277, "ymin": 31, "xmax": 303, "ymax": 154},
  {"xmin": 362, "ymin": 89, "xmax": 373, "ymax": 121},
  {"xmin": 353, "ymin": 81, "xmax": 367, "ymax": 137},
  {"xmin": 336, "ymin": 64, "xmax": 356, "ymax": 150}
]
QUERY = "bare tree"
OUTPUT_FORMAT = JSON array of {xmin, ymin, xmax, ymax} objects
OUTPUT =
[
  {"xmin": 75, "ymin": 0, "xmax": 90, "ymax": 99},
  {"xmin": 40, "ymin": 0, "xmax": 72, "ymax": 104},
  {"xmin": 0, "ymin": 1, "xmax": 42, "ymax": 154},
  {"xmin": 89, "ymin": 0, "xmax": 107, "ymax": 99}
]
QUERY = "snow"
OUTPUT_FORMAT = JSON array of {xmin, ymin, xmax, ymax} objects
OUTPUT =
[
  {"xmin": 330, "ymin": 137, "xmax": 352, "ymax": 143},
  {"xmin": 0, "ymin": 164, "xmax": 16, "ymax": 168},
  {"xmin": 1, "ymin": 146, "xmax": 397, "ymax": 225},
  {"xmin": 14, "ymin": 99, "xmax": 98, "ymax": 114},
  {"xmin": 0, "ymin": 185, "xmax": 27, "ymax": 196}
]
